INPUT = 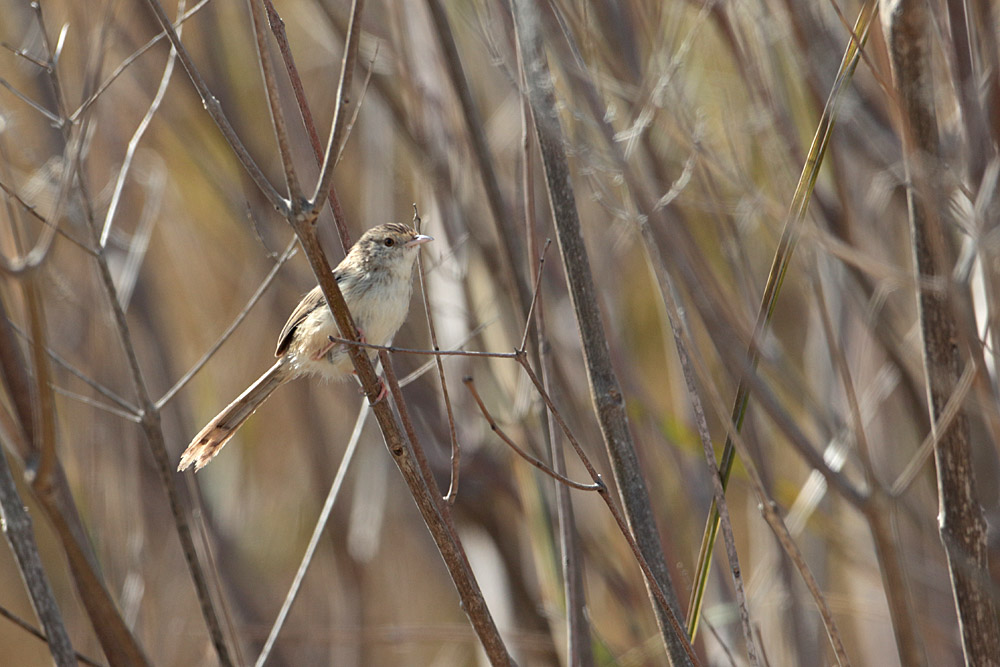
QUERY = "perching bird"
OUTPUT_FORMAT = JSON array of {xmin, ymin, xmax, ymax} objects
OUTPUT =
[{"xmin": 178, "ymin": 223, "xmax": 432, "ymax": 472}]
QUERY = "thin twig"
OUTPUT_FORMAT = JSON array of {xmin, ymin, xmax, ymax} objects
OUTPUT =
[
  {"xmin": 396, "ymin": 321, "xmax": 498, "ymax": 388},
  {"xmin": 463, "ymin": 377, "xmax": 601, "ymax": 491},
  {"xmin": 518, "ymin": 239, "xmax": 551, "ymax": 353},
  {"xmin": 412, "ymin": 206, "xmax": 462, "ymax": 503},
  {"xmin": 255, "ymin": 400, "xmax": 370, "ymax": 666},
  {"xmin": 5, "ymin": 321, "xmax": 139, "ymax": 415},
  {"xmin": 325, "ymin": 337, "xmax": 517, "ymax": 359},
  {"xmin": 51, "ymin": 386, "xmax": 141, "ymax": 423},
  {"xmin": 0, "ymin": 126, "xmax": 79, "ymax": 276},
  {"xmin": 30, "ymin": 3, "xmax": 68, "ymax": 120},
  {"xmin": 0, "ymin": 603, "xmax": 98, "ymax": 666},
  {"xmin": 70, "ymin": 0, "xmax": 211, "ymax": 121},
  {"xmin": 0, "ymin": 77, "xmax": 62, "ymax": 124},
  {"xmin": 156, "ymin": 236, "xmax": 297, "ymax": 409},
  {"xmin": 0, "ymin": 179, "xmax": 94, "ymax": 257}
]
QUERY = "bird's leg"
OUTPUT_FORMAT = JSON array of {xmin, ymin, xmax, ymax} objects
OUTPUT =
[
  {"xmin": 331, "ymin": 329, "xmax": 387, "ymax": 403},
  {"xmin": 313, "ymin": 328, "xmax": 366, "ymax": 361}
]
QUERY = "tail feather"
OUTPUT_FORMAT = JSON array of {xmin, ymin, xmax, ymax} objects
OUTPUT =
[{"xmin": 178, "ymin": 361, "xmax": 289, "ymax": 472}]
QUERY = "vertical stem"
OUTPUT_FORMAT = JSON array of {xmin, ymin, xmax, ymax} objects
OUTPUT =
[
  {"xmin": 881, "ymin": 1, "xmax": 1000, "ymax": 662},
  {"xmin": 522, "ymin": 101, "xmax": 593, "ymax": 664},
  {"xmin": 509, "ymin": 2, "xmax": 690, "ymax": 663}
]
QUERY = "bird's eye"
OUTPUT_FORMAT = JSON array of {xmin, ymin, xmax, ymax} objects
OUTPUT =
[{"xmin": 383, "ymin": 237, "xmax": 395, "ymax": 247}]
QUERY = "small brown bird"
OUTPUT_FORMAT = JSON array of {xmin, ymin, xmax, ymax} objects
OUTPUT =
[{"xmin": 178, "ymin": 223, "xmax": 432, "ymax": 472}]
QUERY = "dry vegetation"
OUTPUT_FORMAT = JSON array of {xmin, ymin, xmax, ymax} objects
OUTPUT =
[{"xmin": 2, "ymin": 0, "xmax": 1000, "ymax": 665}]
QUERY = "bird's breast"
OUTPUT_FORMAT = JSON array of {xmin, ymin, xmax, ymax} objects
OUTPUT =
[{"xmin": 344, "ymin": 273, "xmax": 413, "ymax": 348}]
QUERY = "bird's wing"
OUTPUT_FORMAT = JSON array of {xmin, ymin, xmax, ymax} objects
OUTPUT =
[{"xmin": 275, "ymin": 277, "xmax": 332, "ymax": 357}]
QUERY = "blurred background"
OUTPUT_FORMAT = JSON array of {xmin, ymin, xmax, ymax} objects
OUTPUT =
[{"xmin": 1, "ymin": 0, "xmax": 999, "ymax": 665}]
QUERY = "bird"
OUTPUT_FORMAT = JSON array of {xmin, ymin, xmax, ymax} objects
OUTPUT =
[{"xmin": 178, "ymin": 222, "xmax": 432, "ymax": 472}]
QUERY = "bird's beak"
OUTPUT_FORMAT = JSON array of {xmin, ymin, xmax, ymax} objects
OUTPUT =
[{"xmin": 406, "ymin": 234, "xmax": 433, "ymax": 248}]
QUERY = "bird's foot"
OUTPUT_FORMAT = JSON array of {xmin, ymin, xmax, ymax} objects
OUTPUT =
[
  {"xmin": 313, "ymin": 327, "xmax": 366, "ymax": 361},
  {"xmin": 352, "ymin": 371, "xmax": 387, "ymax": 405}
]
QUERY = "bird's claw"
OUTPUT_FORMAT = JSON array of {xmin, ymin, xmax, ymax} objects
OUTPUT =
[{"xmin": 352, "ymin": 371, "xmax": 387, "ymax": 405}]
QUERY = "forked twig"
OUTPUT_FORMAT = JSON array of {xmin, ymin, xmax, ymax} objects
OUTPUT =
[
  {"xmin": 307, "ymin": 0, "xmax": 366, "ymax": 225},
  {"xmin": 141, "ymin": 0, "xmax": 286, "ymax": 213},
  {"xmin": 246, "ymin": 0, "xmax": 301, "ymax": 206}
]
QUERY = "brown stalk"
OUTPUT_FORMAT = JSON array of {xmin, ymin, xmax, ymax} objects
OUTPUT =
[
  {"xmin": 881, "ymin": 0, "xmax": 1000, "ymax": 661},
  {"xmin": 369, "ymin": 348, "xmax": 512, "ymax": 664},
  {"xmin": 522, "ymin": 92, "xmax": 593, "ymax": 665},
  {"xmin": 509, "ymin": 1, "xmax": 691, "ymax": 662}
]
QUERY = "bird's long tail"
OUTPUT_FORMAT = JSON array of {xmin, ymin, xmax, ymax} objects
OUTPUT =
[{"xmin": 178, "ymin": 361, "xmax": 290, "ymax": 472}]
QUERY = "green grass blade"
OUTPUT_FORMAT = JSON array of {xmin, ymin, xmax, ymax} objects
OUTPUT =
[{"xmin": 685, "ymin": 1, "xmax": 878, "ymax": 639}]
